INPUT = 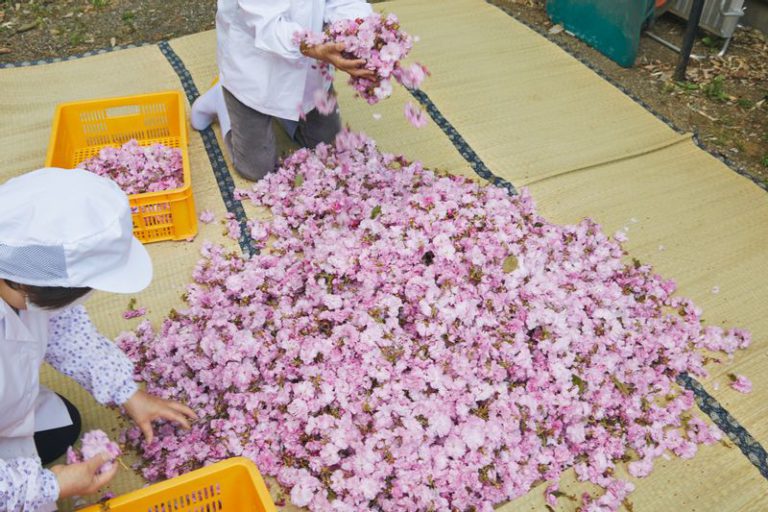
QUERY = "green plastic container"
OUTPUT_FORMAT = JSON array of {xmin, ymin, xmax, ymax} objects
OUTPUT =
[{"xmin": 546, "ymin": 0, "xmax": 655, "ymax": 67}]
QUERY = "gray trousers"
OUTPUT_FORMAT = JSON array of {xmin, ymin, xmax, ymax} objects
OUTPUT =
[{"xmin": 222, "ymin": 87, "xmax": 342, "ymax": 182}]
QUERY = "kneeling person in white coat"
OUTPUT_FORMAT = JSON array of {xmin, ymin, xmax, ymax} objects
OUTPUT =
[
  {"xmin": 217, "ymin": 0, "xmax": 375, "ymax": 181},
  {"xmin": 0, "ymin": 168, "xmax": 197, "ymax": 511}
]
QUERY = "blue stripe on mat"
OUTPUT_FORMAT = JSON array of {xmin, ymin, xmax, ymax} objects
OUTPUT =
[
  {"xmin": 157, "ymin": 41, "xmax": 257, "ymax": 257},
  {"xmin": 677, "ymin": 373, "xmax": 768, "ymax": 478},
  {"xmin": 409, "ymin": 88, "xmax": 518, "ymax": 196},
  {"xmin": 0, "ymin": 42, "xmax": 152, "ymax": 69}
]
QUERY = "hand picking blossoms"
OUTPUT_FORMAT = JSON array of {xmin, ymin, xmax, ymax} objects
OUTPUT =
[
  {"xmin": 66, "ymin": 430, "xmax": 122, "ymax": 475},
  {"xmin": 77, "ymin": 139, "xmax": 184, "ymax": 195},
  {"xmin": 118, "ymin": 132, "xmax": 749, "ymax": 512},
  {"xmin": 294, "ymin": 13, "xmax": 430, "ymax": 127}
]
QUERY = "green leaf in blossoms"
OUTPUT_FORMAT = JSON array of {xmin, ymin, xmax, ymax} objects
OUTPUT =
[
  {"xmin": 469, "ymin": 266, "xmax": 484, "ymax": 284},
  {"xmin": 572, "ymin": 374, "xmax": 587, "ymax": 394},
  {"xmin": 294, "ymin": 174, "xmax": 304, "ymax": 187},
  {"xmin": 502, "ymin": 255, "xmax": 518, "ymax": 273},
  {"xmin": 371, "ymin": 205, "xmax": 382, "ymax": 219},
  {"xmin": 611, "ymin": 375, "xmax": 631, "ymax": 396}
]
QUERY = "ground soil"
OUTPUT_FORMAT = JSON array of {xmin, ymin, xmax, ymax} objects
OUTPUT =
[{"xmin": 1, "ymin": 0, "xmax": 766, "ymax": 185}]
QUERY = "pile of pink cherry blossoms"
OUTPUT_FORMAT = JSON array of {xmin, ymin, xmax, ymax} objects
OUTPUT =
[
  {"xmin": 67, "ymin": 430, "xmax": 122, "ymax": 475},
  {"xmin": 118, "ymin": 132, "xmax": 749, "ymax": 512},
  {"xmin": 295, "ymin": 13, "xmax": 430, "ymax": 127},
  {"xmin": 77, "ymin": 139, "xmax": 184, "ymax": 195}
]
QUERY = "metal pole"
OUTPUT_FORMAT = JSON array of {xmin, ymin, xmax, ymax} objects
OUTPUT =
[{"xmin": 674, "ymin": 0, "xmax": 706, "ymax": 81}]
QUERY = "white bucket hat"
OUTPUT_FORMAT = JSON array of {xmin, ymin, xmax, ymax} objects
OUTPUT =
[{"xmin": 0, "ymin": 167, "xmax": 153, "ymax": 293}]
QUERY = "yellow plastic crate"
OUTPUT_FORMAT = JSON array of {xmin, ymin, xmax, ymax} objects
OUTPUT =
[
  {"xmin": 45, "ymin": 91, "xmax": 197, "ymax": 244},
  {"xmin": 78, "ymin": 457, "xmax": 277, "ymax": 512}
]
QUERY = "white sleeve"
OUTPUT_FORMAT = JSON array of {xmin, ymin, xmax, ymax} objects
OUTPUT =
[
  {"xmin": 237, "ymin": 0, "xmax": 304, "ymax": 60},
  {"xmin": 324, "ymin": 0, "xmax": 373, "ymax": 23}
]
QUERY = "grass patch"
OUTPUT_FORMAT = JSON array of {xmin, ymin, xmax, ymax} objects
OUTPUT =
[
  {"xmin": 702, "ymin": 35, "xmax": 725, "ymax": 51},
  {"xmin": 69, "ymin": 31, "xmax": 85, "ymax": 45},
  {"xmin": 675, "ymin": 81, "xmax": 700, "ymax": 91},
  {"xmin": 703, "ymin": 75, "xmax": 729, "ymax": 102}
]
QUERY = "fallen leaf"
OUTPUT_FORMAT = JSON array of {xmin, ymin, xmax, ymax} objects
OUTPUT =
[
  {"xmin": 502, "ymin": 255, "xmax": 518, "ymax": 273},
  {"xmin": 548, "ymin": 24, "xmax": 564, "ymax": 35},
  {"xmin": 15, "ymin": 20, "xmax": 39, "ymax": 33}
]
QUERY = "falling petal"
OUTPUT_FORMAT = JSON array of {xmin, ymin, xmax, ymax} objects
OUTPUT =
[{"xmin": 404, "ymin": 101, "xmax": 428, "ymax": 128}]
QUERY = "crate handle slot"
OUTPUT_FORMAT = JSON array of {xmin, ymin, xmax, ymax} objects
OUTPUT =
[{"xmin": 105, "ymin": 105, "xmax": 141, "ymax": 118}]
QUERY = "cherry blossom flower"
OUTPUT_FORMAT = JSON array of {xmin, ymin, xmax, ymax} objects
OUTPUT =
[
  {"xmin": 397, "ymin": 63, "xmax": 429, "ymax": 90},
  {"xmin": 67, "ymin": 430, "xmax": 121, "ymax": 475},
  {"xmin": 295, "ymin": 13, "xmax": 429, "ymax": 125},
  {"xmin": 122, "ymin": 298, "xmax": 146, "ymax": 320},
  {"xmin": 117, "ymin": 131, "xmax": 750, "ymax": 512},
  {"xmin": 404, "ymin": 101, "xmax": 428, "ymax": 128},
  {"xmin": 223, "ymin": 212, "xmax": 242, "ymax": 241},
  {"xmin": 627, "ymin": 458, "xmax": 654, "ymax": 478},
  {"xmin": 199, "ymin": 210, "xmax": 216, "ymax": 224},
  {"xmin": 729, "ymin": 374, "xmax": 752, "ymax": 393},
  {"xmin": 77, "ymin": 139, "xmax": 183, "ymax": 195},
  {"xmin": 122, "ymin": 308, "xmax": 147, "ymax": 320},
  {"xmin": 313, "ymin": 89, "xmax": 338, "ymax": 116}
]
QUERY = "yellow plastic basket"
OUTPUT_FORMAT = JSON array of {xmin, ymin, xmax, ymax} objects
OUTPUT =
[
  {"xmin": 78, "ymin": 457, "xmax": 277, "ymax": 512},
  {"xmin": 45, "ymin": 91, "xmax": 197, "ymax": 244}
]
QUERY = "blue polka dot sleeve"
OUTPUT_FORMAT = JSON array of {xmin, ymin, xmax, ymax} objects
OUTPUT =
[
  {"xmin": 46, "ymin": 305, "xmax": 138, "ymax": 405},
  {"xmin": 0, "ymin": 458, "xmax": 58, "ymax": 510}
]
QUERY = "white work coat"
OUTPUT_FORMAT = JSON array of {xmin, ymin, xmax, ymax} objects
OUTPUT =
[
  {"xmin": 0, "ymin": 300, "xmax": 70, "ymax": 512},
  {"xmin": 217, "ymin": 0, "xmax": 373, "ymax": 121}
]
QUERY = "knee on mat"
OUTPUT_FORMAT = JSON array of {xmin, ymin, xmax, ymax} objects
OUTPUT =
[
  {"xmin": 295, "ymin": 117, "xmax": 342, "ymax": 149},
  {"xmin": 232, "ymin": 151, "xmax": 278, "ymax": 182}
]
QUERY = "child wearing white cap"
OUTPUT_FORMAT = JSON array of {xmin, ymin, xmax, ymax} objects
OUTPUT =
[{"xmin": 0, "ymin": 168, "xmax": 197, "ymax": 510}]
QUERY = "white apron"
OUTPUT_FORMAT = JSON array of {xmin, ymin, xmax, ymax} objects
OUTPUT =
[{"xmin": 0, "ymin": 300, "xmax": 71, "ymax": 511}]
